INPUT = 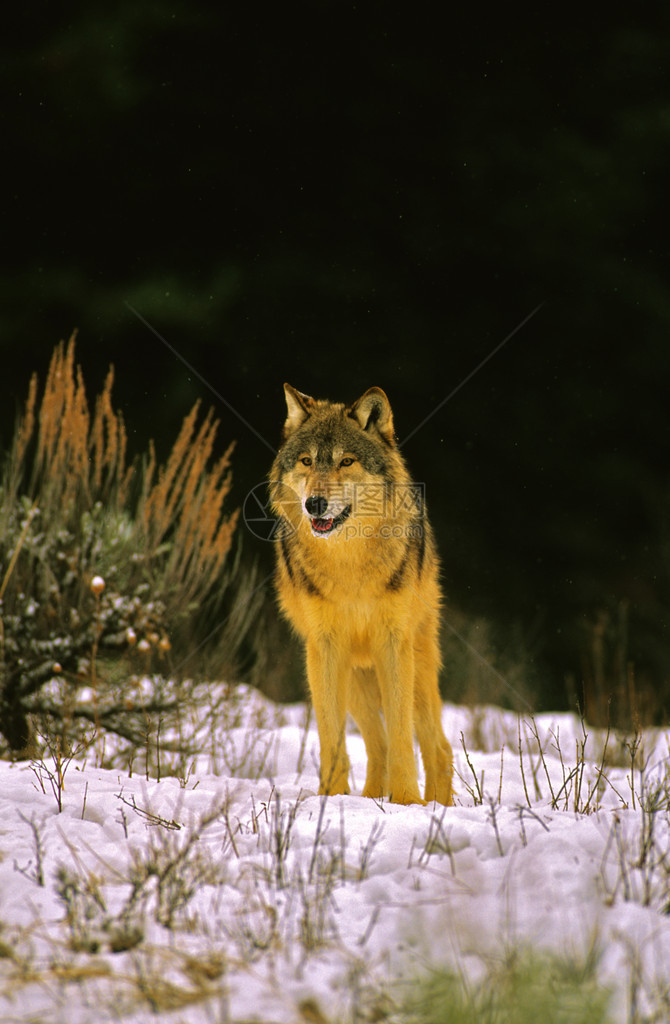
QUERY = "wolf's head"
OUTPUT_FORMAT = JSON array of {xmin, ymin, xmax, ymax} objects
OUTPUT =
[{"xmin": 271, "ymin": 384, "xmax": 415, "ymax": 539}]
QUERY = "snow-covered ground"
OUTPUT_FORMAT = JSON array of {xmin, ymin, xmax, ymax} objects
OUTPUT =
[{"xmin": 0, "ymin": 689, "xmax": 669, "ymax": 1023}]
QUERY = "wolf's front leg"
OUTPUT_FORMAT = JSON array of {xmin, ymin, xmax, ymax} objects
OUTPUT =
[
  {"xmin": 348, "ymin": 667, "xmax": 388, "ymax": 798},
  {"xmin": 375, "ymin": 641, "xmax": 424, "ymax": 805},
  {"xmin": 305, "ymin": 638, "xmax": 350, "ymax": 795}
]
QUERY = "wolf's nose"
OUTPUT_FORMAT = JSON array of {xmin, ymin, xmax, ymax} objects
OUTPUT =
[{"xmin": 305, "ymin": 495, "xmax": 328, "ymax": 517}]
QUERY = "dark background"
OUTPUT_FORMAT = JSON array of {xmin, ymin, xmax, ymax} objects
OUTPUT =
[{"xmin": 2, "ymin": 4, "xmax": 669, "ymax": 718}]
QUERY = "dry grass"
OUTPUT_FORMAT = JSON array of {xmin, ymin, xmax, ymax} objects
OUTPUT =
[
  {"xmin": 141, "ymin": 401, "xmax": 238, "ymax": 604},
  {"xmin": 7, "ymin": 337, "xmax": 133, "ymax": 517},
  {"xmin": 7, "ymin": 335, "xmax": 237, "ymax": 596}
]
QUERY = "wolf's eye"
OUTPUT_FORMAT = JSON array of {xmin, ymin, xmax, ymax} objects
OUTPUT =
[
  {"xmin": 299, "ymin": 456, "xmax": 312, "ymax": 466},
  {"xmin": 339, "ymin": 456, "xmax": 355, "ymax": 467}
]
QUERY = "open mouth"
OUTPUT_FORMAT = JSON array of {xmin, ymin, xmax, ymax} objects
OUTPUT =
[{"xmin": 310, "ymin": 505, "xmax": 351, "ymax": 535}]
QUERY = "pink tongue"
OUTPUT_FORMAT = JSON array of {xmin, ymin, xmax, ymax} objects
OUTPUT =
[{"xmin": 313, "ymin": 518, "xmax": 333, "ymax": 531}]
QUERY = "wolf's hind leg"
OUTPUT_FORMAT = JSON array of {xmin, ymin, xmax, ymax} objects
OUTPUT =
[
  {"xmin": 415, "ymin": 703, "xmax": 454, "ymax": 806},
  {"xmin": 414, "ymin": 638, "xmax": 454, "ymax": 806},
  {"xmin": 413, "ymin": 688, "xmax": 456, "ymax": 806},
  {"xmin": 348, "ymin": 668, "xmax": 388, "ymax": 798}
]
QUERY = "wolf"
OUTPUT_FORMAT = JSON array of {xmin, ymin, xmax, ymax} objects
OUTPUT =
[{"xmin": 270, "ymin": 384, "xmax": 453, "ymax": 806}]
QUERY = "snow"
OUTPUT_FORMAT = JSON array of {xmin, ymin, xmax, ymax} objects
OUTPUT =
[{"xmin": 0, "ymin": 690, "xmax": 669, "ymax": 1022}]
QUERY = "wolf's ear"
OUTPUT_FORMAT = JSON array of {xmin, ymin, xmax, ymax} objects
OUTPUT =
[
  {"xmin": 348, "ymin": 387, "xmax": 395, "ymax": 445},
  {"xmin": 282, "ymin": 383, "xmax": 315, "ymax": 438}
]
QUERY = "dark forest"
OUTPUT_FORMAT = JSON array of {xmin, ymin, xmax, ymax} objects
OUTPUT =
[{"xmin": 2, "ymin": 5, "xmax": 669, "ymax": 720}]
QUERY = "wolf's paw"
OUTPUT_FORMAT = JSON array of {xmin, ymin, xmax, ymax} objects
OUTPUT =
[
  {"xmin": 361, "ymin": 777, "xmax": 387, "ymax": 799},
  {"xmin": 388, "ymin": 787, "xmax": 426, "ymax": 806},
  {"xmin": 424, "ymin": 781, "xmax": 454, "ymax": 806},
  {"xmin": 318, "ymin": 782, "xmax": 350, "ymax": 797}
]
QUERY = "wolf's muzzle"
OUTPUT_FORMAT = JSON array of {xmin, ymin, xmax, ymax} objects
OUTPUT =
[
  {"xmin": 304, "ymin": 495, "xmax": 352, "ymax": 536},
  {"xmin": 305, "ymin": 495, "xmax": 328, "ymax": 518}
]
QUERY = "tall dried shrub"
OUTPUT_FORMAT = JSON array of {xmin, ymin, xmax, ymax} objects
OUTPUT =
[{"xmin": 0, "ymin": 335, "xmax": 255, "ymax": 753}]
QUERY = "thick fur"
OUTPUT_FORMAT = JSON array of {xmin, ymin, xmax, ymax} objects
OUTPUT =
[{"xmin": 270, "ymin": 384, "xmax": 453, "ymax": 805}]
